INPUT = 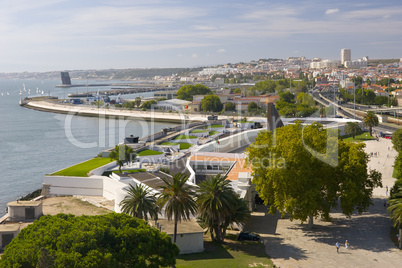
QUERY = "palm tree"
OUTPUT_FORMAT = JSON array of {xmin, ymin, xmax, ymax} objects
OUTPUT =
[
  {"xmin": 120, "ymin": 184, "xmax": 158, "ymax": 221},
  {"xmin": 157, "ymin": 173, "xmax": 197, "ymax": 243},
  {"xmin": 109, "ymin": 144, "xmax": 136, "ymax": 173},
  {"xmin": 344, "ymin": 122, "xmax": 362, "ymax": 139},
  {"xmin": 388, "ymin": 186, "xmax": 402, "ymax": 229},
  {"xmin": 197, "ymin": 174, "xmax": 250, "ymax": 242},
  {"xmin": 362, "ymin": 111, "xmax": 379, "ymax": 136}
]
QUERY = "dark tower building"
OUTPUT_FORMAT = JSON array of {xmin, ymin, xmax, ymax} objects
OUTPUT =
[
  {"xmin": 267, "ymin": 102, "xmax": 284, "ymax": 132},
  {"xmin": 61, "ymin": 72, "xmax": 72, "ymax": 85}
]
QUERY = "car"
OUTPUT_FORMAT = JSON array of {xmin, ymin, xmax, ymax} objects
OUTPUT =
[{"xmin": 237, "ymin": 231, "xmax": 260, "ymax": 241}]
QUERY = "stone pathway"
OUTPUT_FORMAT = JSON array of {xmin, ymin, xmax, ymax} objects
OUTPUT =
[{"xmin": 246, "ymin": 138, "xmax": 401, "ymax": 268}]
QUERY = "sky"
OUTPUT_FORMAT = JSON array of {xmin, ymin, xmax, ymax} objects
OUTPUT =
[{"xmin": 0, "ymin": 0, "xmax": 401, "ymax": 72}]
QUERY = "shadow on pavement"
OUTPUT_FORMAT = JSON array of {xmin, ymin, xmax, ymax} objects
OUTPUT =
[
  {"xmin": 288, "ymin": 197, "xmax": 395, "ymax": 253},
  {"xmin": 245, "ymin": 204, "xmax": 280, "ymax": 235},
  {"xmin": 265, "ymin": 236, "xmax": 308, "ymax": 261}
]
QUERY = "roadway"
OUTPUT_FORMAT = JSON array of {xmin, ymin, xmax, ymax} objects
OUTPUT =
[{"xmin": 311, "ymin": 92, "xmax": 399, "ymax": 134}]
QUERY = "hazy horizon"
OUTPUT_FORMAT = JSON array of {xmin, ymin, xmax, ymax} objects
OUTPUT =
[{"xmin": 0, "ymin": 0, "xmax": 401, "ymax": 73}]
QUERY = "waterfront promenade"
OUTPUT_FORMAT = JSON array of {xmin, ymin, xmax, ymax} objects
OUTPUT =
[{"xmin": 24, "ymin": 100, "xmax": 215, "ymax": 123}]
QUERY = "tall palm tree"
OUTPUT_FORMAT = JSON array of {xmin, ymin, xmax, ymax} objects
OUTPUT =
[
  {"xmin": 197, "ymin": 174, "xmax": 250, "ymax": 242},
  {"xmin": 362, "ymin": 111, "xmax": 379, "ymax": 136},
  {"xmin": 388, "ymin": 186, "xmax": 402, "ymax": 229},
  {"xmin": 120, "ymin": 184, "xmax": 158, "ymax": 221},
  {"xmin": 157, "ymin": 173, "xmax": 197, "ymax": 243},
  {"xmin": 344, "ymin": 122, "xmax": 362, "ymax": 139}
]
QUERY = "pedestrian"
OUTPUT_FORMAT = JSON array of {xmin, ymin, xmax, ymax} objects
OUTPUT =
[
  {"xmin": 345, "ymin": 240, "xmax": 349, "ymax": 249},
  {"xmin": 386, "ymin": 186, "xmax": 388, "ymax": 196},
  {"xmin": 336, "ymin": 242, "xmax": 340, "ymax": 253}
]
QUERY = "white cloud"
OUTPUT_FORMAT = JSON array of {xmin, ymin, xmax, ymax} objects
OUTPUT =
[
  {"xmin": 192, "ymin": 53, "xmax": 198, "ymax": 58},
  {"xmin": 217, "ymin": 48, "xmax": 226, "ymax": 53},
  {"xmin": 325, "ymin": 8, "xmax": 339, "ymax": 15}
]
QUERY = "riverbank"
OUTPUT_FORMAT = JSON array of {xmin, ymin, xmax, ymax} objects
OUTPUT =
[{"xmin": 23, "ymin": 100, "xmax": 215, "ymax": 124}]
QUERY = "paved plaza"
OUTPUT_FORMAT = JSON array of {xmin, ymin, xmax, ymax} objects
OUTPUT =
[{"xmin": 246, "ymin": 138, "xmax": 402, "ymax": 268}]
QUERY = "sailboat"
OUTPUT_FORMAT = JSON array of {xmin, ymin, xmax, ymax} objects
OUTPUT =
[
  {"xmin": 1, "ymin": 93, "xmax": 3, "ymax": 96},
  {"xmin": 6, "ymin": 92, "xmax": 9, "ymax": 95}
]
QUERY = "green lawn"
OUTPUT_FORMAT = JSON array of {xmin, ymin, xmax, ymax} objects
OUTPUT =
[
  {"xmin": 210, "ymin": 124, "xmax": 224, "ymax": 128},
  {"xmin": 138, "ymin": 149, "xmax": 164, "ymax": 156},
  {"xmin": 191, "ymin": 129, "xmax": 208, "ymax": 133},
  {"xmin": 209, "ymin": 131, "xmax": 219, "ymax": 136},
  {"xmin": 161, "ymin": 142, "xmax": 179, "ymax": 146},
  {"xmin": 179, "ymin": 143, "xmax": 193, "ymax": 150},
  {"xmin": 176, "ymin": 234, "xmax": 274, "ymax": 268},
  {"xmin": 174, "ymin": 135, "xmax": 198, "ymax": 140},
  {"xmin": 50, "ymin": 157, "xmax": 112, "ymax": 177},
  {"xmin": 237, "ymin": 121, "xmax": 254, "ymax": 123},
  {"xmin": 343, "ymin": 132, "xmax": 376, "ymax": 142}
]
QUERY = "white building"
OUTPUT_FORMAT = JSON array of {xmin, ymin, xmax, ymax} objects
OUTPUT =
[{"xmin": 341, "ymin": 48, "xmax": 351, "ymax": 65}]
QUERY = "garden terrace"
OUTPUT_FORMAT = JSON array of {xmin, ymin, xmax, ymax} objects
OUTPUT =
[
  {"xmin": 137, "ymin": 150, "xmax": 164, "ymax": 156},
  {"xmin": 50, "ymin": 157, "xmax": 112, "ymax": 177}
]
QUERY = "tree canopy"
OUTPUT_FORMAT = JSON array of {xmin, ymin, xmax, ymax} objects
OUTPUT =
[
  {"xmin": 362, "ymin": 111, "xmax": 379, "ymax": 136},
  {"xmin": 344, "ymin": 122, "xmax": 362, "ymax": 139},
  {"xmin": 246, "ymin": 122, "xmax": 382, "ymax": 228},
  {"xmin": 201, "ymin": 95, "xmax": 223, "ymax": 112},
  {"xmin": 109, "ymin": 144, "xmax": 135, "ymax": 173},
  {"xmin": 0, "ymin": 213, "xmax": 179, "ymax": 268},
  {"xmin": 176, "ymin": 84, "xmax": 212, "ymax": 101},
  {"xmin": 197, "ymin": 174, "xmax": 250, "ymax": 242},
  {"xmin": 120, "ymin": 184, "xmax": 158, "ymax": 221},
  {"xmin": 224, "ymin": 102, "xmax": 236, "ymax": 111}
]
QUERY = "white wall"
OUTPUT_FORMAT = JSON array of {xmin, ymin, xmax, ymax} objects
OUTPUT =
[
  {"xmin": 43, "ymin": 175, "xmax": 104, "ymax": 196},
  {"xmin": 168, "ymin": 233, "xmax": 204, "ymax": 254},
  {"xmin": 138, "ymin": 153, "xmax": 165, "ymax": 163}
]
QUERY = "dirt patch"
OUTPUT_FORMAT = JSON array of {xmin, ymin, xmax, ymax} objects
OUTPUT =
[{"xmin": 42, "ymin": 196, "xmax": 112, "ymax": 216}]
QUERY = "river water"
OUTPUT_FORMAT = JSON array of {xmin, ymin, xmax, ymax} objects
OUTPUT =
[{"xmin": 0, "ymin": 79, "xmax": 175, "ymax": 214}]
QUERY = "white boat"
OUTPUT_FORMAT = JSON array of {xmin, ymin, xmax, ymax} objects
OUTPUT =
[
  {"xmin": 6, "ymin": 92, "xmax": 9, "ymax": 95},
  {"xmin": 1, "ymin": 93, "xmax": 3, "ymax": 96}
]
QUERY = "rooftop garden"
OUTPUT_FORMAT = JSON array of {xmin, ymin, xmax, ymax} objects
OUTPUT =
[
  {"xmin": 174, "ymin": 135, "xmax": 197, "ymax": 140},
  {"xmin": 237, "ymin": 120, "xmax": 254, "ymax": 123},
  {"xmin": 209, "ymin": 131, "xmax": 219, "ymax": 136},
  {"xmin": 138, "ymin": 149, "xmax": 164, "ymax": 156},
  {"xmin": 160, "ymin": 142, "xmax": 179, "ymax": 146},
  {"xmin": 50, "ymin": 157, "xmax": 111, "ymax": 177},
  {"xmin": 179, "ymin": 143, "xmax": 193, "ymax": 150},
  {"xmin": 191, "ymin": 129, "xmax": 208, "ymax": 133},
  {"xmin": 210, "ymin": 124, "xmax": 224, "ymax": 128}
]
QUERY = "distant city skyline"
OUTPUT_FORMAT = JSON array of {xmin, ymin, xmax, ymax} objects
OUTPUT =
[{"xmin": 0, "ymin": 0, "xmax": 401, "ymax": 72}]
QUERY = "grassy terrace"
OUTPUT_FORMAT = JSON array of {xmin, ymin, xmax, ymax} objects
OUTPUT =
[
  {"xmin": 179, "ymin": 143, "xmax": 193, "ymax": 150},
  {"xmin": 50, "ymin": 157, "xmax": 111, "ymax": 177},
  {"xmin": 138, "ymin": 149, "xmax": 164, "ymax": 156},
  {"xmin": 210, "ymin": 124, "xmax": 224, "ymax": 128},
  {"xmin": 343, "ymin": 132, "xmax": 376, "ymax": 142},
  {"xmin": 174, "ymin": 135, "xmax": 197, "ymax": 140},
  {"xmin": 160, "ymin": 142, "xmax": 178, "ymax": 146},
  {"xmin": 209, "ymin": 131, "xmax": 219, "ymax": 136},
  {"xmin": 176, "ymin": 234, "xmax": 273, "ymax": 268},
  {"xmin": 191, "ymin": 129, "xmax": 208, "ymax": 133}
]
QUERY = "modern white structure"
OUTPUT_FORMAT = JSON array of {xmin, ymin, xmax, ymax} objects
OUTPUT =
[
  {"xmin": 341, "ymin": 48, "xmax": 351, "ymax": 65},
  {"xmin": 310, "ymin": 59, "xmax": 341, "ymax": 69}
]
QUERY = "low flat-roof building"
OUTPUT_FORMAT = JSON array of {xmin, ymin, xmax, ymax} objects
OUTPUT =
[{"xmin": 7, "ymin": 200, "xmax": 43, "ymax": 222}]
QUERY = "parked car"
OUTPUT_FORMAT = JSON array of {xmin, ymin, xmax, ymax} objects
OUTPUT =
[{"xmin": 237, "ymin": 231, "xmax": 260, "ymax": 241}]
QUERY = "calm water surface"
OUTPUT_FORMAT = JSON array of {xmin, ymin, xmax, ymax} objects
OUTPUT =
[{"xmin": 0, "ymin": 79, "xmax": 175, "ymax": 214}]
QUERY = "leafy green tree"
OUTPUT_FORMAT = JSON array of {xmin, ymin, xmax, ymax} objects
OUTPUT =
[
  {"xmin": 344, "ymin": 122, "xmax": 363, "ymax": 139},
  {"xmin": 0, "ymin": 213, "xmax": 179, "ymax": 267},
  {"xmin": 233, "ymin": 88, "xmax": 242, "ymax": 94},
  {"xmin": 201, "ymin": 95, "xmax": 223, "ymax": 112},
  {"xmin": 246, "ymin": 122, "xmax": 382, "ymax": 228},
  {"xmin": 120, "ymin": 184, "xmax": 158, "ymax": 221},
  {"xmin": 363, "ymin": 111, "xmax": 379, "ymax": 136},
  {"xmin": 296, "ymin": 92, "xmax": 315, "ymax": 106},
  {"xmin": 135, "ymin": 97, "xmax": 142, "ymax": 108},
  {"xmin": 392, "ymin": 129, "xmax": 402, "ymax": 152},
  {"xmin": 157, "ymin": 173, "xmax": 197, "ymax": 243},
  {"xmin": 177, "ymin": 84, "xmax": 212, "ymax": 101},
  {"xmin": 141, "ymin": 100, "xmax": 157, "ymax": 109},
  {"xmin": 225, "ymin": 102, "xmax": 236, "ymax": 111},
  {"xmin": 387, "ymin": 186, "xmax": 402, "ymax": 228},
  {"xmin": 109, "ymin": 144, "xmax": 135, "ymax": 173},
  {"xmin": 197, "ymin": 174, "xmax": 250, "ymax": 242},
  {"xmin": 247, "ymin": 101, "xmax": 258, "ymax": 112},
  {"xmin": 280, "ymin": 91, "xmax": 295, "ymax": 103}
]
